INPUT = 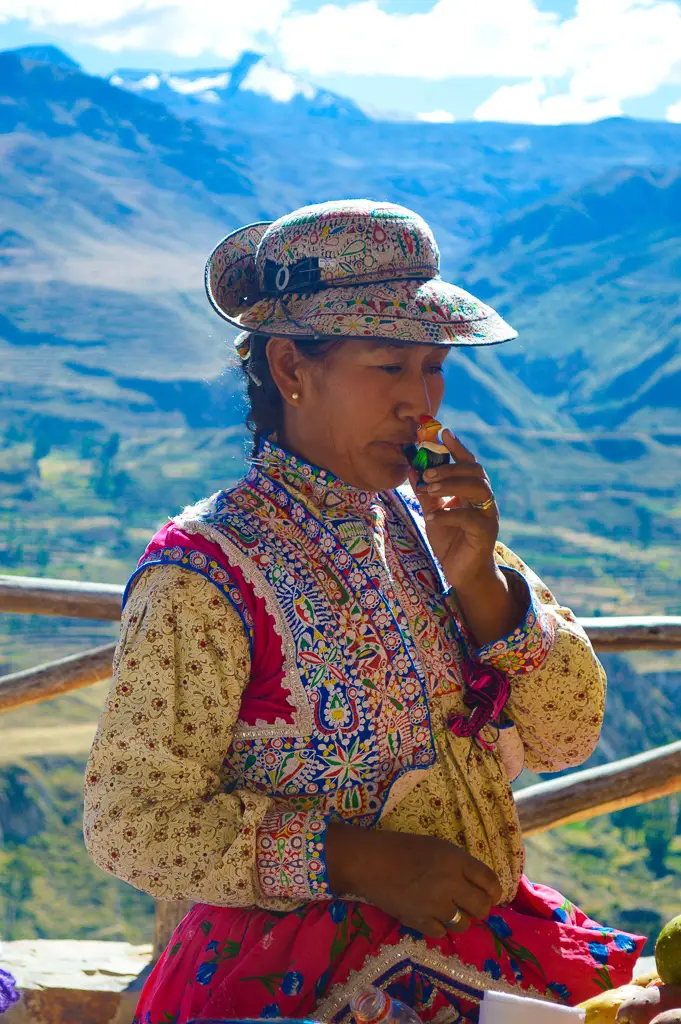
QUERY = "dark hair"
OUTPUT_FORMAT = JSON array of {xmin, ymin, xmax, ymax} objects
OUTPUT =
[{"xmin": 242, "ymin": 333, "xmax": 339, "ymax": 449}]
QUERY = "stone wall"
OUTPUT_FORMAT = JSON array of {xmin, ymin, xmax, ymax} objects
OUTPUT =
[{"xmin": 2, "ymin": 940, "xmax": 152, "ymax": 1024}]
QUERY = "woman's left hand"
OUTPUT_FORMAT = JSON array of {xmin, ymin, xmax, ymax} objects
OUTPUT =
[{"xmin": 409, "ymin": 429, "xmax": 500, "ymax": 594}]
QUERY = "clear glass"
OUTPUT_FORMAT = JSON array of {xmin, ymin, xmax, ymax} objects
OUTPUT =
[{"xmin": 351, "ymin": 985, "xmax": 423, "ymax": 1024}]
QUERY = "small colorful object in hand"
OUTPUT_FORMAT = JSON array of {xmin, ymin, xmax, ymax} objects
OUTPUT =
[{"xmin": 404, "ymin": 415, "xmax": 451, "ymax": 484}]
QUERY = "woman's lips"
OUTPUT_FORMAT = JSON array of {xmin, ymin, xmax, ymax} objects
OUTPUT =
[{"xmin": 377, "ymin": 440, "xmax": 413, "ymax": 460}]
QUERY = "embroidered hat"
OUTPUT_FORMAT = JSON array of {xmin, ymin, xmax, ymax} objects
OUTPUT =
[{"xmin": 205, "ymin": 199, "xmax": 517, "ymax": 355}]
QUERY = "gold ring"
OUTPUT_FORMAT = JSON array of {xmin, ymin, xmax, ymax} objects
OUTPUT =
[
  {"xmin": 445, "ymin": 909, "xmax": 463, "ymax": 929},
  {"xmin": 470, "ymin": 496, "xmax": 495, "ymax": 512}
]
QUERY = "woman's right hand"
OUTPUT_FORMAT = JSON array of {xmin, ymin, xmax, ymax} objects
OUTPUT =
[{"xmin": 326, "ymin": 822, "xmax": 503, "ymax": 938}]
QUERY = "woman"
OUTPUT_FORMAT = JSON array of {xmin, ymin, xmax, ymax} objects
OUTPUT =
[{"xmin": 84, "ymin": 199, "xmax": 643, "ymax": 1024}]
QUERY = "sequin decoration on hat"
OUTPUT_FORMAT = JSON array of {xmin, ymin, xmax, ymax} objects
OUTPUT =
[{"xmin": 205, "ymin": 199, "xmax": 517, "ymax": 355}]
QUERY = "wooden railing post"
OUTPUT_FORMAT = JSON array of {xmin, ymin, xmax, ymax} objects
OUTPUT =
[
  {"xmin": 3, "ymin": 571, "xmax": 681, "ymax": 963},
  {"xmin": 153, "ymin": 900, "xmax": 195, "ymax": 960}
]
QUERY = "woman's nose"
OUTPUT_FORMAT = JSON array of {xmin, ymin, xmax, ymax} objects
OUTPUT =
[{"xmin": 397, "ymin": 373, "xmax": 433, "ymax": 419}]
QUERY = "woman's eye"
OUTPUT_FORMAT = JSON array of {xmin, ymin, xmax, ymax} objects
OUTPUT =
[
  {"xmin": 379, "ymin": 364, "xmax": 403, "ymax": 374},
  {"xmin": 427, "ymin": 364, "xmax": 445, "ymax": 375}
]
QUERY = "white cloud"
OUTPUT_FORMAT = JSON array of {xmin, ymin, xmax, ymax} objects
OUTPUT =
[
  {"xmin": 552, "ymin": 0, "xmax": 681, "ymax": 105},
  {"xmin": 277, "ymin": 0, "xmax": 681, "ymax": 91},
  {"xmin": 278, "ymin": 0, "xmax": 559, "ymax": 79},
  {"xmin": 0, "ymin": 0, "xmax": 291, "ymax": 62},
  {"xmin": 3, "ymin": 0, "xmax": 681, "ymax": 124},
  {"xmin": 277, "ymin": 0, "xmax": 681, "ymax": 123},
  {"xmin": 474, "ymin": 79, "xmax": 622, "ymax": 124},
  {"xmin": 417, "ymin": 109, "xmax": 456, "ymax": 123},
  {"xmin": 241, "ymin": 60, "xmax": 316, "ymax": 103},
  {"xmin": 667, "ymin": 97, "xmax": 681, "ymax": 120}
]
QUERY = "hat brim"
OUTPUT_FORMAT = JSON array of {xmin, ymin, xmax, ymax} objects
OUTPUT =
[
  {"xmin": 205, "ymin": 221, "xmax": 272, "ymax": 326},
  {"xmin": 231, "ymin": 277, "xmax": 517, "ymax": 347}
]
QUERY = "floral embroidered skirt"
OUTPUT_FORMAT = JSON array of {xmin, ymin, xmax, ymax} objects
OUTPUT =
[{"xmin": 133, "ymin": 877, "xmax": 644, "ymax": 1024}]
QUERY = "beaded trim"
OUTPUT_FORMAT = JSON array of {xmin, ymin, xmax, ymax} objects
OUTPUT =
[
  {"xmin": 177, "ymin": 461, "xmax": 439, "ymax": 826},
  {"xmin": 173, "ymin": 509, "xmax": 314, "ymax": 740},
  {"xmin": 474, "ymin": 568, "xmax": 556, "ymax": 675},
  {"xmin": 123, "ymin": 546, "xmax": 256, "ymax": 655},
  {"xmin": 315, "ymin": 937, "xmax": 557, "ymax": 1024},
  {"xmin": 256, "ymin": 808, "xmax": 331, "ymax": 901}
]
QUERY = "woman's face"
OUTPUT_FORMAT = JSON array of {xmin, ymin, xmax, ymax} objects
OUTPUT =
[{"xmin": 273, "ymin": 337, "xmax": 449, "ymax": 491}]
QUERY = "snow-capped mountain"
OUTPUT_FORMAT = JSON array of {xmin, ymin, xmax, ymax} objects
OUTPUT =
[
  {"xmin": 110, "ymin": 51, "xmax": 368, "ymax": 126},
  {"xmin": 11, "ymin": 44, "xmax": 81, "ymax": 69}
]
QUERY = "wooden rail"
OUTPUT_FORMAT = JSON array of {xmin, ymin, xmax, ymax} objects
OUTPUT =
[
  {"xmin": 0, "ymin": 643, "xmax": 117, "ymax": 713},
  {"xmin": 516, "ymin": 739, "xmax": 681, "ymax": 835},
  {"xmin": 2, "ymin": 572, "xmax": 681, "ymax": 961},
  {"xmin": 0, "ymin": 574, "xmax": 123, "ymax": 620},
  {"xmin": 2, "ymin": 573, "xmax": 681, "ymax": 651},
  {"xmin": 579, "ymin": 615, "xmax": 681, "ymax": 652}
]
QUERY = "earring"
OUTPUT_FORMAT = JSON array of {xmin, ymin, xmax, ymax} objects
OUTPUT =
[{"xmin": 291, "ymin": 392, "xmax": 300, "ymax": 401}]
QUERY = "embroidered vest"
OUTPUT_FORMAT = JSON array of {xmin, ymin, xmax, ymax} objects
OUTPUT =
[{"xmin": 124, "ymin": 440, "xmax": 473, "ymax": 826}]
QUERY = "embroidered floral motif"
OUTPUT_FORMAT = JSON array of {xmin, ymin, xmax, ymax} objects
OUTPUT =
[
  {"xmin": 256, "ymin": 809, "xmax": 331, "ymax": 901},
  {"xmin": 126, "ymin": 545, "xmax": 255, "ymax": 648},
  {"xmin": 474, "ymin": 569, "xmax": 556, "ymax": 675},
  {"xmin": 130, "ymin": 882, "xmax": 643, "ymax": 1024},
  {"xmin": 178, "ymin": 439, "xmax": 447, "ymax": 826},
  {"xmin": 240, "ymin": 281, "xmax": 509, "ymax": 346},
  {"xmin": 84, "ymin": 438, "xmax": 607, "ymax": 920},
  {"xmin": 206, "ymin": 199, "xmax": 517, "ymax": 349},
  {"xmin": 250, "ymin": 444, "xmax": 376, "ymax": 518},
  {"xmin": 83, "ymin": 567, "xmax": 273, "ymax": 908}
]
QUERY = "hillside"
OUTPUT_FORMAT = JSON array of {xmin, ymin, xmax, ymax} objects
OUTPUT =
[
  {"xmin": 2, "ymin": 652, "xmax": 679, "ymax": 948},
  {"xmin": 463, "ymin": 165, "xmax": 681, "ymax": 432},
  {"xmin": 2, "ymin": 44, "xmax": 681, "ymax": 606},
  {"xmin": 2, "ymin": 47, "xmax": 681, "ymax": 616},
  {"xmin": 4, "ymin": 47, "xmax": 681, "ymax": 413},
  {"xmin": 453, "ymin": 165, "xmax": 681, "ymax": 610},
  {"xmin": 1, "ymin": 44, "xmax": 681, "ymax": 951}
]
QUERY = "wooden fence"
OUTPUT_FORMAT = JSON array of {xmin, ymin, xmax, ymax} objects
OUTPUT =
[{"xmin": 2, "ymin": 572, "xmax": 681, "ymax": 960}]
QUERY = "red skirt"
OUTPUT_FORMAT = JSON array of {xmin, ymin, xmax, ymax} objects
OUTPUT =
[{"xmin": 133, "ymin": 877, "xmax": 644, "ymax": 1024}]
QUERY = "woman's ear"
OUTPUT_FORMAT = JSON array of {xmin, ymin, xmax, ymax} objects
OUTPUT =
[{"xmin": 266, "ymin": 336, "xmax": 305, "ymax": 407}]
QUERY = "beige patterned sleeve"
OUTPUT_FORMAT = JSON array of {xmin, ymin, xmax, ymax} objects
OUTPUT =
[
  {"xmin": 83, "ymin": 564, "xmax": 273, "ymax": 905},
  {"xmin": 492, "ymin": 541, "xmax": 607, "ymax": 774}
]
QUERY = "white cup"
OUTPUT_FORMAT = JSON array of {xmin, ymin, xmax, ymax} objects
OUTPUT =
[{"xmin": 479, "ymin": 990, "xmax": 586, "ymax": 1023}]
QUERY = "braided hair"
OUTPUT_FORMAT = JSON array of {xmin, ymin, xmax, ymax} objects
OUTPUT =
[{"xmin": 242, "ymin": 333, "xmax": 339, "ymax": 450}]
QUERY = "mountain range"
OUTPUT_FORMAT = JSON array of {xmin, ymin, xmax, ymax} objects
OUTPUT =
[
  {"xmin": 110, "ymin": 50, "xmax": 368, "ymax": 125},
  {"xmin": 1, "ymin": 43, "xmax": 681, "ymax": 612},
  {"xmin": 465, "ymin": 164, "xmax": 681, "ymax": 431},
  {"xmin": 2, "ymin": 43, "xmax": 681, "ymax": 951}
]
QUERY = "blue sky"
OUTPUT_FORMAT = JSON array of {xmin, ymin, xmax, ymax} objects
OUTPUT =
[{"xmin": 3, "ymin": 0, "xmax": 681, "ymax": 123}]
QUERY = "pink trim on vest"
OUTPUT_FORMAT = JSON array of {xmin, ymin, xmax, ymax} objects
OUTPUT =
[{"xmin": 142, "ymin": 522, "xmax": 295, "ymax": 727}]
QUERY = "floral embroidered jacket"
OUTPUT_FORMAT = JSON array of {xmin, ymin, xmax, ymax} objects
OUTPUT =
[{"xmin": 83, "ymin": 440, "xmax": 606, "ymax": 912}]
